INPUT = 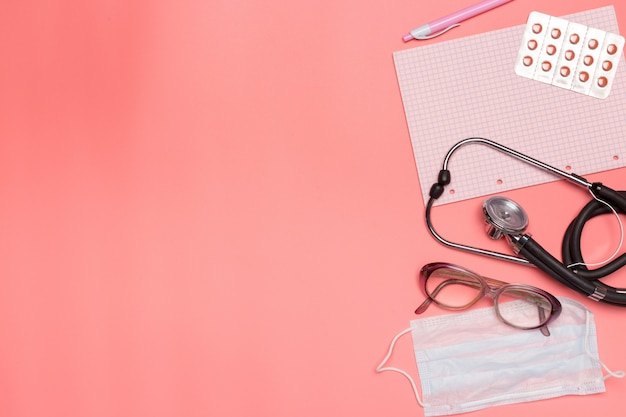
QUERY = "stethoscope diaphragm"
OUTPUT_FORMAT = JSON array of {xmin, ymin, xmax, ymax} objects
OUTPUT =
[{"xmin": 482, "ymin": 196, "xmax": 529, "ymax": 240}]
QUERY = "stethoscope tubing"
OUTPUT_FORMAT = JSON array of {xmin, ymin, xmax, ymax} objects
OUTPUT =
[
  {"xmin": 562, "ymin": 187, "xmax": 626, "ymax": 280},
  {"xmin": 425, "ymin": 197, "xmax": 532, "ymax": 264},
  {"xmin": 441, "ymin": 137, "xmax": 592, "ymax": 189},
  {"xmin": 427, "ymin": 137, "xmax": 626, "ymax": 305},
  {"xmin": 519, "ymin": 238, "xmax": 626, "ymax": 306}
]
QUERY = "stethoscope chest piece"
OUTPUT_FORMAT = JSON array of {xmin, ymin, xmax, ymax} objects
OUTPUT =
[
  {"xmin": 483, "ymin": 196, "xmax": 529, "ymax": 240},
  {"xmin": 426, "ymin": 137, "xmax": 626, "ymax": 305}
]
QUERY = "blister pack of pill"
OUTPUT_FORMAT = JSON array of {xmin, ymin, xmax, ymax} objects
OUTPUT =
[{"xmin": 515, "ymin": 11, "xmax": 624, "ymax": 99}]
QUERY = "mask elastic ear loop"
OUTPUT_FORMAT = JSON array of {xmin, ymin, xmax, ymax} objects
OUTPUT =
[
  {"xmin": 375, "ymin": 327, "xmax": 424, "ymax": 407},
  {"xmin": 583, "ymin": 311, "xmax": 625, "ymax": 380}
]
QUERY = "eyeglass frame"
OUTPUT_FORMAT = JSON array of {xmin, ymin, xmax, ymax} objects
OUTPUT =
[{"xmin": 415, "ymin": 262, "xmax": 562, "ymax": 336}]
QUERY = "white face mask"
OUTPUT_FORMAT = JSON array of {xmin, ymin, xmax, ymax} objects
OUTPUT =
[{"xmin": 376, "ymin": 297, "xmax": 623, "ymax": 416}]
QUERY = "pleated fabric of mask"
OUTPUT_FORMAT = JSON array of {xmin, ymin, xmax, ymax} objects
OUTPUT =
[{"xmin": 376, "ymin": 297, "xmax": 624, "ymax": 416}]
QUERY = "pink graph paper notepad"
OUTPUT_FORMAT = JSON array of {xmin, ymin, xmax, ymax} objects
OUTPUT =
[{"xmin": 394, "ymin": 6, "xmax": 626, "ymax": 206}]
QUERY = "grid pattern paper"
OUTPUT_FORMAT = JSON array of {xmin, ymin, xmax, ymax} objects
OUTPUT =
[{"xmin": 394, "ymin": 6, "xmax": 626, "ymax": 206}]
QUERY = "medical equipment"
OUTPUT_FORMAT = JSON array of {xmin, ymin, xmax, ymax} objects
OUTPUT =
[
  {"xmin": 415, "ymin": 263, "xmax": 561, "ymax": 336},
  {"xmin": 426, "ymin": 137, "xmax": 626, "ymax": 305}
]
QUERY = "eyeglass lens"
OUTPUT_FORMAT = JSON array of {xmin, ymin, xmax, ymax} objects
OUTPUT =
[
  {"xmin": 496, "ymin": 289, "xmax": 552, "ymax": 329},
  {"xmin": 425, "ymin": 268, "xmax": 553, "ymax": 329},
  {"xmin": 425, "ymin": 268, "xmax": 483, "ymax": 308}
]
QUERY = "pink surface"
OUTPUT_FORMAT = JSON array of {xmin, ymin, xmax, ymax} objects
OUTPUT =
[{"xmin": 1, "ymin": 1, "xmax": 625, "ymax": 417}]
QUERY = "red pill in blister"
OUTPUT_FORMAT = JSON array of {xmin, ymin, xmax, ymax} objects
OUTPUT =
[{"xmin": 515, "ymin": 11, "xmax": 624, "ymax": 98}]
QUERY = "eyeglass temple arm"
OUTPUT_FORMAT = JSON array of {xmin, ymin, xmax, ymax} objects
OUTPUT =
[
  {"xmin": 414, "ymin": 297, "xmax": 433, "ymax": 314},
  {"xmin": 539, "ymin": 307, "xmax": 550, "ymax": 337}
]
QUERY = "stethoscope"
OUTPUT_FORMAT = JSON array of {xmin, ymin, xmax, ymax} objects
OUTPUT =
[{"xmin": 426, "ymin": 137, "xmax": 626, "ymax": 306}]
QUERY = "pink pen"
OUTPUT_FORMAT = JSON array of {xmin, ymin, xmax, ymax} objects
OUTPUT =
[{"xmin": 403, "ymin": 0, "xmax": 514, "ymax": 41}]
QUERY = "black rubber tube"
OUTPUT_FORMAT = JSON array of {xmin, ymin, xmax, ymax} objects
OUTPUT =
[
  {"xmin": 561, "ymin": 187, "xmax": 626, "ymax": 281},
  {"xmin": 521, "ymin": 237, "xmax": 626, "ymax": 306}
]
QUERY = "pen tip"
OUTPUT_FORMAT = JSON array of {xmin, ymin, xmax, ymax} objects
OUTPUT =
[{"xmin": 402, "ymin": 33, "xmax": 414, "ymax": 42}]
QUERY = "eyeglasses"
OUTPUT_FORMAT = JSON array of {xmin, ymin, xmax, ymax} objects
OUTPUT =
[{"xmin": 415, "ymin": 263, "xmax": 562, "ymax": 336}]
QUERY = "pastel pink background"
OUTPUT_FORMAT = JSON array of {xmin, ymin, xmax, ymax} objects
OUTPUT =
[{"xmin": 1, "ymin": 1, "xmax": 625, "ymax": 416}]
